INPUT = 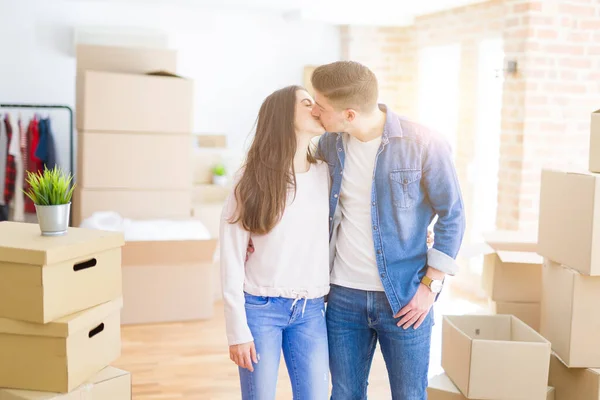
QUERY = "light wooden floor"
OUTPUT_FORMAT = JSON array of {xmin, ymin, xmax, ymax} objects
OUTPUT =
[{"xmin": 113, "ymin": 285, "xmax": 487, "ymax": 400}]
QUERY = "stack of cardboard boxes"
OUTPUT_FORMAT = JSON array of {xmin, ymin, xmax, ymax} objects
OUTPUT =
[
  {"xmin": 480, "ymin": 231, "xmax": 543, "ymax": 332},
  {"xmin": 73, "ymin": 44, "xmax": 218, "ymax": 325},
  {"xmin": 0, "ymin": 221, "xmax": 130, "ymax": 399},
  {"xmin": 536, "ymin": 109, "xmax": 600, "ymax": 398}
]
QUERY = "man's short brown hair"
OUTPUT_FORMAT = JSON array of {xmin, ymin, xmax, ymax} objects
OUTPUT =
[{"xmin": 311, "ymin": 61, "xmax": 378, "ymax": 111}]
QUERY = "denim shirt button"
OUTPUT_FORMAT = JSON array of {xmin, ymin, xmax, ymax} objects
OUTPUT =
[
  {"xmin": 377, "ymin": 249, "xmax": 382, "ymax": 255},
  {"xmin": 380, "ymin": 273, "xmax": 386, "ymax": 279},
  {"xmin": 338, "ymin": 148, "xmax": 342, "ymax": 152},
  {"xmin": 334, "ymin": 194, "xmax": 338, "ymax": 198},
  {"xmin": 373, "ymin": 226, "xmax": 378, "ymax": 231}
]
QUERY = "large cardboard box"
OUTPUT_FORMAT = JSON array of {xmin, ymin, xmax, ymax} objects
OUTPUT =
[
  {"xmin": 483, "ymin": 230, "xmax": 538, "ymax": 253},
  {"xmin": 72, "ymin": 188, "xmax": 192, "ymax": 226},
  {"xmin": 549, "ymin": 352, "xmax": 600, "ymax": 400},
  {"xmin": 427, "ymin": 373, "xmax": 555, "ymax": 400},
  {"xmin": 591, "ymin": 110, "xmax": 600, "ymax": 173},
  {"xmin": 121, "ymin": 239, "xmax": 218, "ymax": 324},
  {"xmin": 490, "ymin": 300, "xmax": 541, "ymax": 332},
  {"xmin": 77, "ymin": 70, "xmax": 193, "ymax": 133},
  {"xmin": 541, "ymin": 260, "xmax": 600, "ymax": 367},
  {"xmin": 76, "ymin": 44, "xmax": 177, "ymax": 75},
  {"xmin": 442, "ymin": 314, "xmax": 551, "ymax": 400},
  {"xmin": 538, "ymin": 169, "xmax": 600, "ymax": 275},
  {"xmin": 0, "ymin": 366, "xmax": 131, "ymax": 400},
  {"xmin": 0, "ymin": 299, "xmax": 122, "ymax": 393},
  {"xmin": 482, "ymin": 251, "xmax": 543, "ymax": 302},
  {"xmin": 78, "ymin": 131, "xmax": 192, "ymax": 190},
  {"xmin": 0, "ymin": 222, "xmax": 124, "ymax": 323}
]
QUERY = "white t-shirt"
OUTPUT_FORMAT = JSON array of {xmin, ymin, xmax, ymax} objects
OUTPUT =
[
  {"xmin": 331, "ymin": 134, "xmax": 384, "ymax": 291},
  {"xmin": 220, "ymin": 162, "xmax": 330, "ymax": 345}
]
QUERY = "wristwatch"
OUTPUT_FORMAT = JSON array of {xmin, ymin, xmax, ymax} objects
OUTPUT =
[{"xmin": 421, "ymin": 276, "xmax": 444, "ymax": 293}]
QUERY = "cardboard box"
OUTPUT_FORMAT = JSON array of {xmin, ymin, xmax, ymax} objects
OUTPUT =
[
  {"xmin": 541, "ymin": 260, "xmax": 600, "ymax": 367},
  {"xmin": 78, "ymin": 131, "xmax": 192, "ymax": 190},
  {"xmin": 483, "ymin": 230, "xmax": 538, "ymax": 253},
  {"xmin": 490, "ymin": 300, "xmax": 541, "ymax": 332},
  {"xmin": 76, "ymin": 44, "xmax": 177, "ymax": 75},
  {"xmin": 193, "ymin": 149, "xmax": 225, "ymax": 184},
  {"xmin": 442, "ymin": 314, "xmax": 551, "ymax": 400},
  {"xmin": 0, "ymin": 298, "xmax": 122, "ymax": 393},
  {"xmin": 482, "ymin": 251, "xmax": 543, "ymax": 302},
  {"xmin": 427, "ymin": 373, "xmax": 555, "ymax": 400},
  {"xmin": 590, "ymin": 110, "xmax": 600, "ymax": 173},
  {"xmin": 538, "ymin": 169, "xmax": 600, "ymax": 275},
  {"xmin": 77, "ymin": 70, "xmax": 193, "ymax": 133},
  {"xmin": 72, "ymin": 188, "xmax": 192, "ymax": 226},
  {"xmin": 0, "ymin": 222, "xmax": 124, "ymax": 323},
  {"xmin": 549, "ymin": 352, "xmax": 600, "ymax": 400},
  {"xmin": 121, "ymin": 239, "xmax": 217, "ymax": 324},
  {"xmin": 0, "ymin": 366, "xmax": 131, "ymax": 400},
  {"xmin": 196, "ymin": 134, "xmax": 227, "ymax": 148}
]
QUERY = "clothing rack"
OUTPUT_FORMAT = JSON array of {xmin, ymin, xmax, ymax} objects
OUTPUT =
[{"xmin": 0, "ymin": 104, "xmax": 74, "ymax": 176}]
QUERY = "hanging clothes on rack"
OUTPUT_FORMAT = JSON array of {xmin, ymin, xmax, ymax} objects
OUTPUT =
[
  {"xmin": 24, "ymin": 117, "xmax": 42, "ymax": 214},
  {"xmin": 8, "ymin": 116, "xmax": 25, "ymax": 222},
  {"xmin": 0, "ymin": 117, "xmax": 7, "ymax": 221},
  {"xmin": 36, "ymin": 117, "xmax": 57, "ymax": 170},
  {"xmin": 4, "ymin": 115, "xmax": 16, "ymax": 208}
]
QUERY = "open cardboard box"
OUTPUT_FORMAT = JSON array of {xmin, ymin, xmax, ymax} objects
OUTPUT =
[
  {"xmin": 482, "ymin": 250, "xmax": 543, "ymax": 303},
  {"xmin": 442, "ymin": 314, "xmax": 551, "ymax": 400},
  {"xmin": 549, "ymin": 352, "xmax": 600, "ymax": 400},
  {"xmin": 427, "ymin": 373, "xmax": 555, "ymax": 400}
]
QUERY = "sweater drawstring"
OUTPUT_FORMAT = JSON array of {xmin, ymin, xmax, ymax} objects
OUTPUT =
[{"xmin": 291, "ymin": 290, "xmax": 309, "ymax": 317}]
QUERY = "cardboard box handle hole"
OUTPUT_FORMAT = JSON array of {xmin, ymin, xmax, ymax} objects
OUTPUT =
[
  {"xmin": 89, "ymin": 323, "xmax": 105, "ymax": 339},
  {"xmin": 74, "ymin": 258, "xmax": 97, "ymax": 272}
]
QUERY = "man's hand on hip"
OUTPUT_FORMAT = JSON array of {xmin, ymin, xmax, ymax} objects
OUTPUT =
[{"xmin": 394, "ymin": 283, "xmax": 436, "ymax": 330}]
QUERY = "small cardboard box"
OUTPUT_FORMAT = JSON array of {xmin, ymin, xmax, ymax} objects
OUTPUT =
[
  {"xmin": 72, "ymin": 188, "xmax": 192, "ymax": 227},
  {"xmin": 490, "ymin": 300, "xmax": 541, "ymax": 332},
  {"xmin": 541, "ymin": 260, "xmax": 600, "ymax": 367},
  {"xmin": 0, "ymin": 299, "xmax": 122, "ymax": 393},
  {"xmin": 442, "ymin": 314, "xmax": 551, "ymax": 400},
  {"xmin": 427, "ymin": 373, "xmax": 555, "ymax": 400},
  {"xmin": 0, "ymin": 366, "xmax": 131, "ymax": 400},
  {"xmin": 482, "ymin": 251, "xmax": 543, "ymax": 302},
  {"xmin": 483, "ymin": 230, "xmax": 538, "ymax": 253},
  {"xmin": 77, "ymin": 70, "xmax": 193, "ymax": 133},
  {"xmin": 0, "ymin": 222, "xmax": 124, "ymax": 323},
  {"xmin": 78, "ymin": 131, "xmax": 192, "ymax": 190},
  {"xmin": 76, "ymin": 44, "xmax": 177, "ymax": 75},
  {"xmin": 590, "ymin": 110, "xmax": 600, "ymax": 173},
  {"xmin": 549, "ymin": 352, "xmax": 600, "ymax": 400},
  {"xmin": 538, "ymin": 169, "xmax": 600, "ymax": 275},
  {"xmin": 121, "ymin": 239, "xmax": 218, "ymax": 324}
]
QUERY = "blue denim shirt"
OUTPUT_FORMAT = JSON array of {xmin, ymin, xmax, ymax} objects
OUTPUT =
[{"xmin": 317, "ymin": 105, "xmax": 466, "ymax": 314}]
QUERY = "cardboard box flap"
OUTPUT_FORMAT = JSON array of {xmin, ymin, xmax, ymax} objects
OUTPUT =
[
  {"xmin": 428, "ymin": 373, "xmax": 462, "ymax": 394},
  {"xmin": 0, "ymin": 298, "xmax": 122, "ymax": 338},
  {"xmin": 146, "ymin": 70, "xmax": 185, "ymax": 78},
  {"xmin": 447, "ymin": 314, "xmax": 548, "ymax": 344},
  {"xmin": 0, "ymin": 222, "xmax": 124, "ymax": 265},
  {"xmin": 122, "ymin": 239, "xmax": 218, "ymax": 266},
  {"xmin": 496, "ymin": 251, "xmax": 543, "ymax": 265},
  {"xmin": 76, "ymin": 44, "xmax": 177, "ymax": 75},
  {"xmin": 0, "ymin": 367, "xmax": 130, "ymax": 400},
  {"xmin": 482, "ymin": 229, "xmax": 538, "ymax": 252}
]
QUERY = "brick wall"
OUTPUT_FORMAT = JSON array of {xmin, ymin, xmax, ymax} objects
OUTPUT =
[{"xmin": 499, "ymin": 0, "xmax": 600, "ymax": 232}]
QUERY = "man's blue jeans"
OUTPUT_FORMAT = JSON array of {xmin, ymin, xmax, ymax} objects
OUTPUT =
[
  {"xmin": 326, "ymin": 284, "xmax": 433, "ymax": 400},
  {"xmin": 239, "ymin": 293, "xmax": 330, "ymax": 400}
]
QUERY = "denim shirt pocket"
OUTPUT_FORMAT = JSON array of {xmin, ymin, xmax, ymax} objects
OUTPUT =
[{"xmin": 390, "ymin": 169, "xmax": 422, "ymax": 209}]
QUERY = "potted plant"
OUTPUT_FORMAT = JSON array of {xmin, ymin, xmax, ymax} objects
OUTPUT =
[
  {"xmin": 212, "ymin": 163, "xmax": 228, "ymax": 186},
  {"xmin": 23, "ymin": 166, "xmax": 75, "ymax": 236}
]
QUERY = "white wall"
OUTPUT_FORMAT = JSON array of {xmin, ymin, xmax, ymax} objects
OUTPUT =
[{"xmin": 0, "ymin": 0, "xmax": 341, "ymax": 172}]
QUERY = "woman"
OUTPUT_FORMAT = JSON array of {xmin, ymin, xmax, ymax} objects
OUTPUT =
[{"xmin": 220, "ymin": 85, "xmax": 330, "ymax": 399}]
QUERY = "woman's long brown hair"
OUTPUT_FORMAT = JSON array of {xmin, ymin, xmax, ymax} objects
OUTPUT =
[{"xmin": 230, "ymin": 85, "xmax": 316, "ymax": 235}]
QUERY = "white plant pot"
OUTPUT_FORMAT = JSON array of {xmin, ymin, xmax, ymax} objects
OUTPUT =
[
  {"xmin": 212, "ymin": 175, "xmax": 228, "ymax": 186},
  {"xmin": 35, "ymin": 203, "xmax": 71, "ymax": 236}
]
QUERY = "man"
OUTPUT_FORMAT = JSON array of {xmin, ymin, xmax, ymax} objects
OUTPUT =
[{"xmin": 311, "ymin": 61, "xmax": 465, "ymax": 399}]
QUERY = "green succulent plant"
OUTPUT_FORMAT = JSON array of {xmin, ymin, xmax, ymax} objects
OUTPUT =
[{"xmin": 23, "ymin": 166, "xmax": 75, "ymax": 206}]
